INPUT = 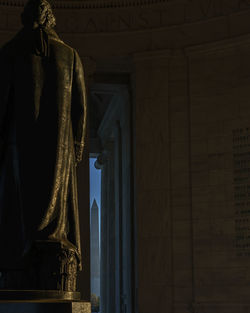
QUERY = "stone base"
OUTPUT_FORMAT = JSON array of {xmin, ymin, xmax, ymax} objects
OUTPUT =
[
  {"xmin": 0, "ymin": 241, "xmax": 80, "ymax": 292},
  {"xmin": 0, "ymin": 290, "xmax": 81, "ymax": 301},
  {"xmin": 0, "ymin": 290, "xmax": 90, "ymax": 313},
  {"xmin": 0, "ymin": 301, "xmax": 91, "ymax": 313}
]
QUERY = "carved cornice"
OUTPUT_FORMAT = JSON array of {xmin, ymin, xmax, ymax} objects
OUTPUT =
[
  {"xmin": 0, "ymin": 0, "xmax": 169, "ymax": 9},
  {"xmin": 185, "ymin": 33, "xmax": 250, "ymax": 57}
]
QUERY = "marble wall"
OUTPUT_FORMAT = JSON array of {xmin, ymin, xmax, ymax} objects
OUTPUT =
[
  {"xmin": 187, "ymin": 42, "xmax": 250, "ymax": 310},
  {"xmin": 134, "ymin": 51, "xmax": 173, "ymax": 312}
]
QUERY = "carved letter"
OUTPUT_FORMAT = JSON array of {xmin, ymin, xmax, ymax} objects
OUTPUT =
[
  {"xmin": 138, "ymin": 13, "xmax": 149, "ymax": 28},
  {"xmin": 118, "ymin": 15, "xmax": 132, "ymax": 30},
  {"xmin": 200, "ymin": 0, "xmax": 213, "ymax": 17},
  {"xmin": 85, "ymin": 18, "xmax": 98, "ymax": 33}
]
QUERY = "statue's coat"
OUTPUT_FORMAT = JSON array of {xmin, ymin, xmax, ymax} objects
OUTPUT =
[{"xmin": 0, "ymin": 28, "xmax": 86, "ymax": 269}]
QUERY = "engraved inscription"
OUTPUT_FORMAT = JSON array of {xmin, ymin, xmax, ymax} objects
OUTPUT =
[
  {"xmin": 199, "ymin": 0, "xmax": 223, "ymax": 17},
  {"xmin": 3, "ymin": 0, "xmax": 250, "ymax": 33},
  {"xmin": 233, "ymin": 127, "xmax": 250, "ymax": 257}
]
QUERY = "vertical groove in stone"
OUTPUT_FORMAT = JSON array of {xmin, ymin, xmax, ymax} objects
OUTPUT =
[{"xmin": 186, "ymin": 52, "xmax": 196, "ymax": 307}]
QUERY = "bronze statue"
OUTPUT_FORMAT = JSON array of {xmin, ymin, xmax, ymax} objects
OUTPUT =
[{"xmin": 0, "ymin": 0, "xmax": 86, "ymax": 293}]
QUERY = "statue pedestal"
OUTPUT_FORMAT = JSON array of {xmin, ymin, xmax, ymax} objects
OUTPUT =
[
  {"xmin": 0, "ymin": 291, "xmax": 91, "ymax": 313},
  {"xmin": 0, "ymin": 301, "xmax": 91, "ymax": 313}
]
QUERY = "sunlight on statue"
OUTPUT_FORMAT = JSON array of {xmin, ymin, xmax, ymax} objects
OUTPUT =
[{"xmin": 0, "ymin": 0, "xmax": 87, "ymax": 293}]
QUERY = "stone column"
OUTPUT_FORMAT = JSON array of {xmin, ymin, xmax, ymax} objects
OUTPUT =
[
  {"xmin": 96, "ymin": 148, "xmax": 116, "ymax": 313},
  {"xmin": 90, "ymin": 199, "xmax": 100, "ymax": 297},
  {"xmin": 133, "ymin": 49, "xmax": 194, "ymax": 313},
  {"xmin": 133, "ymin": 49, "xmax": 173, "ymax": 313}
]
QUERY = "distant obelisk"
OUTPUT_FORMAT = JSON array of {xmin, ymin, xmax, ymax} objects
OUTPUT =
[{"xmin": 90, "ymin": 199, "xmax": 100, "ymax": 297}]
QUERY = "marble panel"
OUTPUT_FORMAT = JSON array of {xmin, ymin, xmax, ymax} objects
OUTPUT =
[
  {"xmin": 207, "ymin": 152, "xmax": 232, "ymax": 171},
  {"xmin": 191, "ymin": 186, "xmax": 209, "ymax": 206},
  {"xmin": 229, "ymin": 10, "xmax": 250, "ymax": 37},
  {"xmin": 201, "ymin": 250, "xmax": 250, "ymax": 269},
  {"xmin": 192, "ymin": 218, "xmax": 236, "ymax": 269},
  {"xmin": 171, "ymin": 126, "xmax": 190, "ymax": 144},
  {"xmin": 191, "ymin": 96, "xmax": 240, "ymax": 123},
  {"xmin": 169, "ymin": 96, "xmax": 188, "ymax": 114},
  {"xmin": 190, "ymin": 53, "xmax": 250, "ymax": 93},
  {"xmin": 134, "ymin": 59, "xmax": 153, "ymax": 101},
  {"xmin": 171, "ymin": 157, "xmax": 189, "ymax": 174},
  {"xmin": 195, "ymin": 267, "xmax": 250, "ymax": 302},
  {"xmin": 191, "ymin": 122, "xmax": 208, "ymax": 140},
  {"xmin": 173, "ymin": 303, "xmax": 191, "ymax": 313},
  {"xmin": 174, "ymin": 269, "xmax": 192, "ymax": 286},
  {"xmin": 169, "ymin": 56, "xmax": 188, "ymax": 82},
  {"xmin": 189, "ymin": 48, "xmax": 250, "ymax": 299},
  {"xmin": 208, "ymin": 169, "xmax": 229, "ymax": 187},
  {"xmin": 173, "ymin": 244, "xmax": 193, "ymax": 270},
  {"xmin": 190, "ymin": 103, "xmax": 211, "ymax": 124},
  {"xmin": 171, "ymin": 170, "xmax": 190, "ymax": 189},
  {"xmin": 174, "ymin": 286, "xmax": 193, "ymax": 302},
  {"xmin": 174, "ymin": 268, "xmax": 193, "ymax": 302},
  {"xmin": 136, "ymin": 189, "xmax": 170, "ymax": 237},
  {"xmin": 171, "ymin": 141, "xmax": 189, "ymax": 159},
  {"xmin": 136, "ymin": 97, "xmax": 169, "ymax": 145},
  {"xmin": 135, "ymin": 56, "xmax": 169, "ymax": 100},
  {"xmin": 239, "ymin": 100, "xmax": 250, "ymax": 118},
  {"xmin": 148, "ymin": 68, "xmax": 169, "ymax": 99},
  {"xmin": 191, "ymin": 170, "xmax": 209, "ymax": 187},
  {"xmin": 173, "ymin": 220, "xmax": 191, "ymax": 239},
  {"xmin": 173, "ymin": 235, "xmax": 192, "ymax": 255},
  {"xmin": 206, "ymin": 121, "xmax": 227, "ymax": 138},
  {"xmin": 191, "ymin": 141, "xmax": 208, "ymax": 156},
  {"xmin": 138, "ymin": 284, "xmax": 172, "ymax": 313},
  {"xmin": 192, "ymin": 201, "xmax": 209, "ymax": 220},
  {"xmin": 136, "ymin": 142, "xmax": 170, "ymax": 191},
  {"xmin": 192, "ymin": 197, "xmax": 234, "ymax": 220},
  {"xmin": 168, "ymin": 80, "xmax": 188, "ymax": 98},
  {"xmin": 191, "ymin": 154, "xmax": 209, "ymax": 172},
  {"xmin": 171, "ymin": 113, "xmax": 189, "ymax": 143},
  {"xmin": 173, "ymin": 205, "xmax": 190, "ymax": 221},
  {"xmin": 193, "ymin": 303, "xmax": 250, "ymax": 313},
  {"xmin": 208, "ymin": 136, "xmax": 232, "ymax": 155},
  {"xmin": 137, "ymin": 236, "xmax": 172, "ymax": 285},
  {"xmin": 172, "ymin": 187, "xmax": 190, "ymax": 207}
]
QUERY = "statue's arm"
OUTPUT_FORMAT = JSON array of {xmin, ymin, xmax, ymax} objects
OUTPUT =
[{"xmin": 71, "ymin": 50, "xmax": 87, "ymax": 164}]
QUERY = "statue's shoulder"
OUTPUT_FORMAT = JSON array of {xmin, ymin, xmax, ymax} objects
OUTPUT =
[
  {"xmin": 50, "ymin": 38, "xmax": 73, "ymax": 52},
  {"xmin": 49, "ymin": 34, "xmax": 78, "ymax": 63},
  {"xmin": 47, "ymin": 29, "xmax": 66, "ymax": 46}
]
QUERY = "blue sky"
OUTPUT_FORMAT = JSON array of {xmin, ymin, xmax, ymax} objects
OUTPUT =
[
  {"xmin": 89, "ymin": 157, "xmax": 101, "ymax": 211},
  {"xmin": 89, "ymin": 157, "xmax": 101, "ymax": 297}
]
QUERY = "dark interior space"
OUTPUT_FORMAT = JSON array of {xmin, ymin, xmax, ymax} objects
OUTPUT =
[{"xmin": 1, "ymin": 0, "xmax": 250, "ymax": 312}]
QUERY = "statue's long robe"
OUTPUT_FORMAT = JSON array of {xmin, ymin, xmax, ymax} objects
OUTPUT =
[{"xmin": 0, "ymin": 28, "xmax": 86, "ymax": 269}]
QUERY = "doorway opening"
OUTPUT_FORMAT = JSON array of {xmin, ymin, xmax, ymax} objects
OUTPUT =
[{"xmin": 89, "ymin": 82, "xmax": 135, "ymax": 313}]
